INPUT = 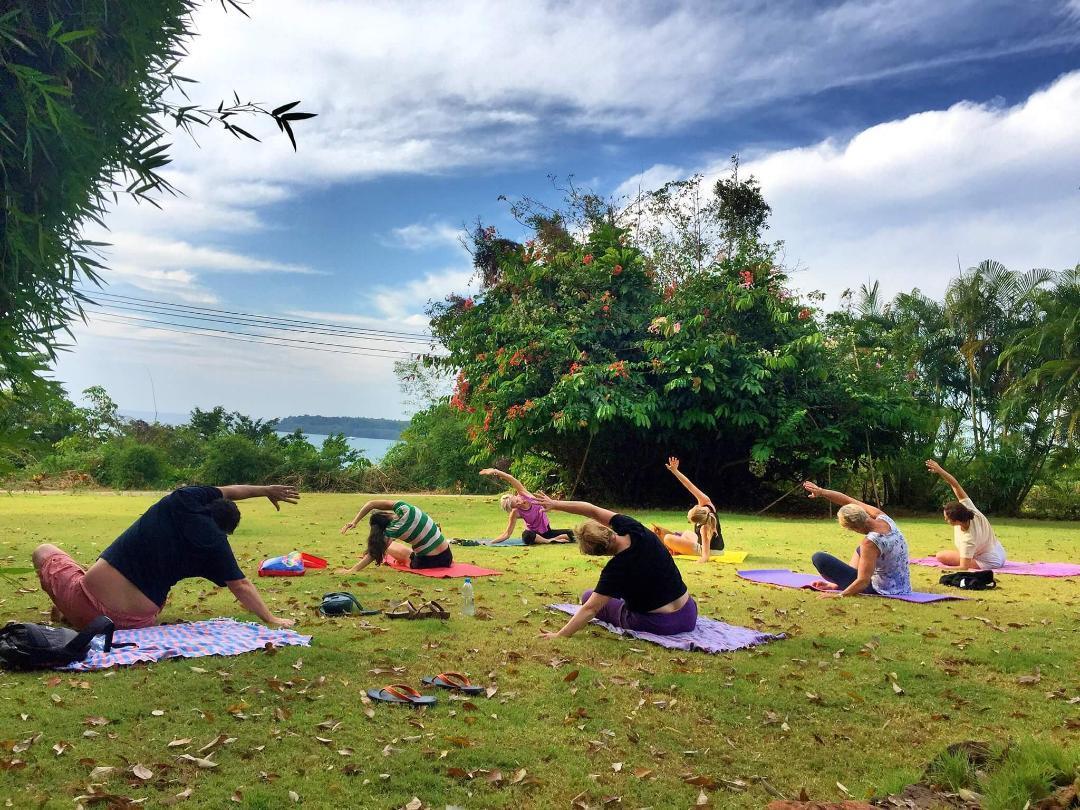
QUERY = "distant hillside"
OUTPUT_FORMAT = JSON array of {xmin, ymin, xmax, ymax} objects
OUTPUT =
[{"xmin": 275, "ymin": 415, "xmax": 409, "ymax": 440}]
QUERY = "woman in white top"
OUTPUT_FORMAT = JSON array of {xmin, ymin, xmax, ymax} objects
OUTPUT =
[{"xmin": 926, "ymin": 460, "xmax": 1006, "ymax": 570}]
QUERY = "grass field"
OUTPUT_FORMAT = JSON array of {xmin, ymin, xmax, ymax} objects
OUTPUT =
[{"xmin": 1, "ymin": 491, "xmax": 1077, "ymax": 808}]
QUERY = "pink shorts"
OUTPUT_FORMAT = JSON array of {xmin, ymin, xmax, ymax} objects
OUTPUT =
[{"xmin": 37, "ymin": 551, "xmax": 159, "ymax": 630}]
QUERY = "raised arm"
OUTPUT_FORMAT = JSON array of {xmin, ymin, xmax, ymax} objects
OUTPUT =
[
  {"xmin": 802, "ymin": 481, "xmax": 883, "ymax": 519},
  {"xmin": 340, "ymin": 499, "xmax": 397, "ymax": 534},
  {"xmin": 531, "ymin": 494, "xmax": 616, "ymax": 526},
  {"xmin": 480, "ymin": 468, "xmax": 530, "ymax": 496},
  {"xmin": 217, "ymin": 484, "xmax": 300, "ymax": 511},
  {"xmin": 664, "ymin": 457, "xmax": 711, "ymax": 506},
  {"xmin": 925, "ymin": 460, "xmax": 968, "ymax": 501}
]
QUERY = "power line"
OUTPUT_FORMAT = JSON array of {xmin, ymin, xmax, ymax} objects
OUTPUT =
[
  {"xmin": 79, "ymin": 290, "xmax": 433, "ymax": 341},
  {"xmin": 90, "ymin": 312, "xmax": 426, "ymax": 359},
  {"xmin": 88, "ymin": 299, "xmax": 431, "ymax": 347}
]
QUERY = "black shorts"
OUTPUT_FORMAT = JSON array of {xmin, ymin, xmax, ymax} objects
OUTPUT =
[
  {"xmin": 410, "ymin": 547, "xmax": 453, "ymax": 569},
  {"xmin": 521, "ymin": 528, "xmax": 575, "ymax": 545}
]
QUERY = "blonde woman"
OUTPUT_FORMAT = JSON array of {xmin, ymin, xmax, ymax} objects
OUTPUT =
[
  {"xmin": 651, "ymin": 457, "xmax": 723, "ymax": 563},
  {"xmin": 801, "ymin": 482, "xmax": 911, "ymax": 597},
  {"xmin": 532, "ymin": 495, "xmax": 697, "ymax": 638},
  {"xmin": 480, "ymin": 468, "xmax": 574, "ymax": 544}
]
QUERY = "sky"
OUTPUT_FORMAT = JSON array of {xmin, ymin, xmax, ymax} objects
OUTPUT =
[{"xmin": 53, "ymin": 0, "xmax": 1080, "ymax": 421}]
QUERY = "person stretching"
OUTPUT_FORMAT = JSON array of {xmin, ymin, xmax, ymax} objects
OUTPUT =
[
  {"xmin": 651, "ymin": 456, "xmax": 724, "ymax": 562},
  {"xmin": 480, "ymin": 468, "xmax": 574, "ymax": 544},
  {"xmin": 532, "ymin": 495, "xmax": 697, "ymax": 638},
  {"xmin": 32, "ymin": 485, "xmax": 299, "ymax": 630},
  {"xmin": 340, "ymin": 499, "xmax": 452, "ymax": 571},
  {"xmin": 801, "ymin": 482, "xmax": 911, "ymax": 597},
  {"xmin": 925, "ymin": 459, "xmax": 1006, "ymax": 570}
]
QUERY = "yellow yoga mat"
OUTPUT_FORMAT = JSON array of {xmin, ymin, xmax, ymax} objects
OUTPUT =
[{"xmin": 674, "ymin": 551, "xmax": 748, "ymax": 564}]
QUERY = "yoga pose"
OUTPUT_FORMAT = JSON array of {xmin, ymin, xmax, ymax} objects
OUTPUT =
[
  {"xmin": 652, "ymin": 456, "xmax": 724, "ymax": 562},
  {"xmin": 32, "ymin": 485, "xmax": 299, "ymax": 630},
  {"xmin": 801, "ymin": 482, "xmax": 911, "ymax": 597},
  {"xmin": 480, "ymin": 468, "xmax": 573, "ymax": 544},
  {"xmin": 926, "ymin": 459, "xmax": 1006, "ymax": 570},
  {"xmin": 532, "ymin": 495, "xmax": 697, "ymax": 638},
  {"xmin": 340, "ymin": 499, "xmax": 452, "ymax": 571}
]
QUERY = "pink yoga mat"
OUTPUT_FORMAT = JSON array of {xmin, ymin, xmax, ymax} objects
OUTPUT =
[
  {"xmin": 737, "ymin": 569, "xmax": 963, "ymax": 603},
  {"xmin": 385, "ymin": 558, "xmax": 501, "ymax": 578},
  {"xmin": 910, "ymin": 557, "xmax": 1080, "ymax": 578}
]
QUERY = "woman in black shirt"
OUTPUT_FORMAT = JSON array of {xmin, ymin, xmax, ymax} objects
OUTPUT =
[{"xmin": 534, "ymin": 495, "xmax": 697, "ymax": 638}]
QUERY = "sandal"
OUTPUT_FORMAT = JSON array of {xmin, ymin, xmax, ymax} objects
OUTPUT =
[
  {"xmin": 384, "ymin": 600, "xmax": 420, "ymax": 619},
  {"xmin": 366, "ymin": 684, "xmax": 436, "ymax": 706},
  {"xmin": 415, "ymin": 600, "xmax": 449, "ymax": 620},
  {"xmin": 421, "ymin": 671, "xmax": 485, "ymax": 695}
]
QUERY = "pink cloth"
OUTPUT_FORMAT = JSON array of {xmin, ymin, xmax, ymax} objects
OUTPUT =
[
  {"xmin": 517, "ymin": 496, "xmax": 550, "ymax": 534},
  {"xmin": 910, "ymin": 557, "xmax": 1080, "ymax": 578},
  {"xmin": 385, "ymin": 558, "xmax": 501, "ymax": 578},
  {"xmin": 38, "ymin": 551, "xmax": 159, "ymax": 630}
]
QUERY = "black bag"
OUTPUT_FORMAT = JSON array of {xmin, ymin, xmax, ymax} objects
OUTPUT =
[
  {"xmin": 939, "ymin": 570, "xmax": 996, "ymax": 590},
  {"xmin": 319, "ymin": 592, "xmax": 380, "ymax": 617},
  {"xmin": 0, "ymin": 616, "xmax": 121, "ymax": 670}
]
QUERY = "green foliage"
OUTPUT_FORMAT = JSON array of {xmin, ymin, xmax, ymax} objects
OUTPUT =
[
  {"xmin": 926, "ymin": 749, "xmax": 976, "ymax": 792},
  {"xmin": 982, "ymin": 740, "xmax": 1080, "ymax": 810},
  {"xmin": 99, "ymin": 440, "xmax": 167, "ymax": 489},
  {"xmin": 428, "ymin": 174, "xmax": 918, "ymax": 504},
  {"xmin": 0, "ymin": 0, "xmax": 314, "ymax": 394},
  {"xmin": 199, "ymin": 434, "xmax": 278, "ymax": 486}
]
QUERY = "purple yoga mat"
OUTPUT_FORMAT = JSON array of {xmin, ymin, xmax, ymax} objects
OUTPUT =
[
  {"xmin": 737, "ymin": 569, "xmax": 963, "ymax": 603},
  {"xmin": 548, "ymin": 604, "xmax": 783, "ymax": 653},
  {"xmin": 910, "ymin": 557, "xmax": 1080, "ymax": 578}
]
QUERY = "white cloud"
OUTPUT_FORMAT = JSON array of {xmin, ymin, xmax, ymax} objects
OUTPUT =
[
  {"xmin": 624, "ymin": 70, "xmax": 1080, "ymax": 304},
  {"xmin": 387, "ymin": 221, "xmax": 468, "ymax": 253}
]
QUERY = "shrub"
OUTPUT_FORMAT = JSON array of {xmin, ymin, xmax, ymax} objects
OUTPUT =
[
  {"xmin": 200, "ymin": 435, "xmax": 276, "ymax": 486},
  {"xmin": 99, "ymin": 441, "xmax": 168, "ymax": 489}
]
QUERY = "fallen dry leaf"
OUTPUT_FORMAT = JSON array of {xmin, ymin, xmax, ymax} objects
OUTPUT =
[
  {"xmin": 167, "ymin": 739, "xmax": 192, "ymax": 748},
  {"xmin": 178, "ymin": 754, "xmax": 218, "ymax": 769},
  {"xmin": 564, "ymin": 670, "xmax": 580, "ymax": 683},
  {"xmin": 131, "ymin": 763, "xmax": 153, "ymax": 780}
]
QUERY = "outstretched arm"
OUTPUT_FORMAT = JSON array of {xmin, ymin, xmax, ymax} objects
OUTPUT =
[
  {"xmin": 226, "ymin": 578, "xmax": 295, "ymax": 626},
  {"xmin": 802, "ymin": 481, "xmax": 883, "ymax": 519},
  {"xmin": 341, "ymin": 499, "xmax": 397, "ymax": 534},
  {"xmin": 480, "ymin": 468, "xmax": 530, "ymax": 496},
  {"xmin": 925, "ymin": 460, "xmax": 968, "ymax": 501},
  {"xmin": 532, "ymin": 494, "xmax": 616, "ymax": 526},
  {"xmin": 664, "ymin": 457, "xmax": 711, "ymax": 506},
  {"xmin": 540, "ymin": 591, "xmax": 611, "ymax": 639},
  {"xmin": 217, "ymin": 484, "xmax": 300, "ymax": 511},
  {"xmin": 493, "ymin": 511, "xmax": 519, "ymax": 543}
]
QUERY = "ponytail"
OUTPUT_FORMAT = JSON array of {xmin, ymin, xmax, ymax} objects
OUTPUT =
[{"xmin": 367, "ymin": 511, "xmax": 393, "ymax": 565}]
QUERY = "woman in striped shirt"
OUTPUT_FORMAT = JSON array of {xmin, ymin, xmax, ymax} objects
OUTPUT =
[{"xmin": 340, "ymin": 499, "xmax": 453, "ymax": 571}]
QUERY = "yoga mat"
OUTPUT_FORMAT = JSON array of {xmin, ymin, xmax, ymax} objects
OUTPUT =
[
  {"xmin": 386, "ymin": 557, "xmax": 501, "ymax": 578},
  {"xmin": 910, "ymin": 557, "xmax": 1080, "ymax": 578},
  {"xmin": 61, "ymin": 618, "xmax": 311, "ymax": 671},
  {"xmin": 549, "ymin": 604, "xmax": 782, "ymax": 653},
  {"xmin": 453, "ymin": 538, "xmax": 526, "ymax": 547},
  {"xmin": 674, "ymin": 551, "xmax": 748, "ymax": 565},
  {"xmin": 737, "ymin": 569, "xmax": 963, "ymax": 603}
]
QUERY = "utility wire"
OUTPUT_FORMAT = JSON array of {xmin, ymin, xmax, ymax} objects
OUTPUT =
[
  {"xmin": 91, "ymin": 312, "xmax": 426, "ymax": 358},
  {"xmin": 88, "ymin": 299, "xmax": 431, "ymax": 347},
  {"xmin": 80, "ymin": 290, "xmax": 433, "ymax": 341}
]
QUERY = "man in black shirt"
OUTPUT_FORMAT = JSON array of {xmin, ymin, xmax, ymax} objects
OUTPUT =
[
  {"xmin": 32, "ymin": 484, "xmax": 299, "ymax": 630},
  {"xmin": 532, "ymin": 496, "xmax": 698, "ymax": 638}
]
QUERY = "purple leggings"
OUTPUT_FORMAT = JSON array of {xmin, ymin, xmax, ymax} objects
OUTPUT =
[{"xmin": 581, "ymin": 590, "xmax": 698, "ymax": 635}]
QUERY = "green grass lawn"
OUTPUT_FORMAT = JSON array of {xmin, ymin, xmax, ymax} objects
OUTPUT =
[{"xmin": 1, "ymin": 492, "xmax": 1077, "ymax": 808}]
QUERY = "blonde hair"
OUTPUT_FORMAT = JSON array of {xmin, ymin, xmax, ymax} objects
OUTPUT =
[
  {"xmin": 577, "ymin": 520, "xmax": 614, "ymax": 555},
  {"xmin": 689, "ymin": 505, "xmax": 718, "ymax": 541},
  {"xmin": 499, "ymin": 493, "xmax": 515, "ymax": 512},
  {"xmin": 837, "ymin": 503, "xmax": 872, "ymax": 532}
]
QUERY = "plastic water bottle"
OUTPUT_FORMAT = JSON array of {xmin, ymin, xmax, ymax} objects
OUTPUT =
[
  {"xmin": 89, "ymin": 635, "xmax": 106, "ymax": 653},
  {"xmin": 461, "ymin": 577, "xmax": 475, "ymax": 617}
]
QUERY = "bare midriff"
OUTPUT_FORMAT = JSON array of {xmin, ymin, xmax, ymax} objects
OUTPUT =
[
  {"xmin": 83, "ymin": 558, "xmax": 160, "ymax": 615},
  {"xmin": 650, "ymin": 591, "xmax": 690, "ymax": 613}
]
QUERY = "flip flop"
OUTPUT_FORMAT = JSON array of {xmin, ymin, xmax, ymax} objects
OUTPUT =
[
  {"xmin": 366, "ymin": 684, "xmax": 436, "ymax": 706},
  {"xmin": 416, "ymin": 600, "xmax": 449, "ymax": 620},
  {"xmin": 421, "ymin": 671, "xmax": 485, "ymax": 695},
  {"xmin": 384, "ymin": 600, "xmax": 420, "ymax": 619}
]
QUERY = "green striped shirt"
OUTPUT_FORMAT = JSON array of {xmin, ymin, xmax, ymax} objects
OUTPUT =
[{"xmin": 385, "ymin": 501, "xmax": 445, "ymax": 556}]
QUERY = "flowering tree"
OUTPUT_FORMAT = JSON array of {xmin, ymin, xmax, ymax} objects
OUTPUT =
[{"xmin": 429, "ymin": 178, "xmax": 917, "ymax": 504}]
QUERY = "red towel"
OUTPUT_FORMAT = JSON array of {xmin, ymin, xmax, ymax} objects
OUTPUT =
[{"xmin": 386, "ymin": 558, "xmax": 501, "ymax": 578}]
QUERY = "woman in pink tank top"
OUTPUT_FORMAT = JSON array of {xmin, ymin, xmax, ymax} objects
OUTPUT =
[{"xmin": 480, "ymin": 468, "xmax": 575, "ymax": 545}]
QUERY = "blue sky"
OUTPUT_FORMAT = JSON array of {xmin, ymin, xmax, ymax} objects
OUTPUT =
[{"xmin": 55, "ymin": 0, "xmax": 1080, "ymax": 420}]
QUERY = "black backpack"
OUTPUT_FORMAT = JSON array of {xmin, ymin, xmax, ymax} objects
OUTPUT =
[
  {"xmin": 939, "ymin": 570, "xmax": 997, "ymax": 590},
  {"xmin": 0, "ymin": 616, "xmax": 124, "ymax": 670}
]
